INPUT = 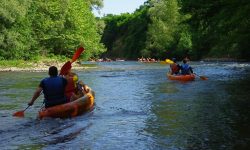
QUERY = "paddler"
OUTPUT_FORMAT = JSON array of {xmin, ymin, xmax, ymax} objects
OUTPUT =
[
  {"xmin": 179, "ymin": 59, "xmax": 193, "ymax": 75},
  {"xmin": 169, "ymin": 58, "xmax": 180, "ymax": 75},
  {"xmin": 28, "ymin": 66, "xmax": 68, "ymax": 108},
  {"xmin": 64, "ymin": 70, "xmax": 79, "ymax": 102}
]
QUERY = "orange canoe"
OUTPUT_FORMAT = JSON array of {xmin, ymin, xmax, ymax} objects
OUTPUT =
[
  {"xmin": 38, "ymin": 90, "xmax": 95, "ymax": 119},
  {"xmin": 167, "ymin": 73, "xmax": 195, "ymax": 81}
]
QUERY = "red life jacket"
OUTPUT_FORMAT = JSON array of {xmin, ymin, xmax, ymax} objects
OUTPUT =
[
  {"xmin": 170, "ymin": 63, "xmax": 180, "ymax": 74},
  {"xmin": 65, "ymin": 77, "xmax": 76, "ymax": 101}
]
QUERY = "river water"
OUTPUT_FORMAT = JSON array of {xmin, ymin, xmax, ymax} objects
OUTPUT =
[{"xmin": 0, "ymin": 61, "xmax": 249, "ymax": 150}]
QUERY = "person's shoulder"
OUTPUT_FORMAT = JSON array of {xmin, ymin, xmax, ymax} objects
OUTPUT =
[
  {"xmin": 57, "ymin": 76, "xmax": 66, "ymax": 80},
  {"xmin": 40, "ymin": 77, "xmax": 49, "ymax": 86},
  {"xmin": 60, "ymin": 76, "xmax": 67, "ymax": 83},
  {"xmin": 41, "ymin": 77, "xmax": 49, "ymax": 81}
]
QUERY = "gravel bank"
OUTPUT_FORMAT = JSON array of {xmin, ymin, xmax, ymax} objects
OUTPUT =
[{"xmin": 0, "ymin": 61, "xmax": 96, "ymax": 72}]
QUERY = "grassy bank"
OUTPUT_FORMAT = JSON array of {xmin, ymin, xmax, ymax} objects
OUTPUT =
[
  {"xmin": 0, "ymin": 56, "xmax": 85, "ymax": 72},
  {"xmin": 0, "ymin": 60, "xmax": 33, "ymax": 68},
  {"xmin": 0, "ymin": 55, "xmax": 68, "ymax": 68}
]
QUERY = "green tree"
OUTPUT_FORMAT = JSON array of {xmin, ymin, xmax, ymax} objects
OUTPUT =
[
  {"xmin": 0, "ymin": 0, "xmax": 105, "ymax": 60},
  {"xmin": 0, "ymin": 0, "xmax": 34, "ymax": 60},
  {"xmin": 181, "ymin": 0, "xmax": 250, "ymax": 60},
  {"xmin": 101, "ymin": 4, "xmax": 149, "ymax": 59},
  {"xmin": 144, "ymin": 0, "xmax": 192, "ymax": 59},
  {"xmin": 29, "ymin": 0, "xmax": 105, "ymax": 59}
]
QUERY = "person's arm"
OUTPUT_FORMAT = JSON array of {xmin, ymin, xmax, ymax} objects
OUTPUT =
[
  {"xmin": 190, "ymin": 67, "xmax": 193, "ymax": 73},
  {"xmin": 177, "ymin": 64, "xmax": 181, "ymax": 68},
  {"xmin": 178, "ymin": 64, "xmax": 182, "ymax": 70},
  {"xmin": 83, "ymin": 85, "xmax": 90, "ymax": 94},
  {"xmin": 169, "ymin": 64, "xmax": 172, "ymax": 73},
  {"xmin": 28, "ymin": 86, "xmax": 43, "ymax": 106}
]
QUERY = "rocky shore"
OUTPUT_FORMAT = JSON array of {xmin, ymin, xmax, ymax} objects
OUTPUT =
[
  {"xmin": 201, "ymin": 57, "xmax": 247, "ymax": 62},
  {"xmin": 0, "ymin": 61, "xmax": 95, "ymax": 72}
]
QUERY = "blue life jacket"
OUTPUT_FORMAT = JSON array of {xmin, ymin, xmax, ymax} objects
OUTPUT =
[
  {"xmin": 181, "ymin": 64, "xmax": 190, "ymax": 75},
  {"xmin": 40, "ymin": 76, "xmax": 67, "ymax": 107}
]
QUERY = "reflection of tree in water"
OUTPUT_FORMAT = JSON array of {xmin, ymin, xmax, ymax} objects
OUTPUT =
[
  {"xmin": 143, "ymin": 75, "xmax": 250, "ymax": 150},
  {"xmin": 185, "ymin": 77, "xmax": 250, "ymax": 150},
  {"xmin": 224, "ymin": 77, "xmax": 250, "ymax": 150}
]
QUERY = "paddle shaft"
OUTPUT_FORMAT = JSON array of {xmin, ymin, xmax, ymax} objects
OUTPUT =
[
  {"xmin": 23, "ymin": 105, "xmax": 30, "ymax": 112},
  {"xmin": 60, "ymin": 46, "xmax": 84, "ymax": 75},
  {"xmin": 194, "ymin": 73, "xmax": 208, "ymax": 80}
]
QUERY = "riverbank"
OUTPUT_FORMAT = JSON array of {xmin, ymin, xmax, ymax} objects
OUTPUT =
[
  {"xmin": 0, "ymin": 60, "xmax": 96, "ymax": 72},
  {"xmin": 201, "ymin": 57, "xmax": 247, "ymax": 62}
]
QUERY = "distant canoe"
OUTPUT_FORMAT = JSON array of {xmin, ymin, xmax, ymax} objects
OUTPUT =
[{"xmin": 116, "ymin": 59, "xmax": 125, "ymax": 61}]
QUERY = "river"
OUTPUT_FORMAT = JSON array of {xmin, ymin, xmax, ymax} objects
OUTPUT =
[{"xmin": 0, "ymin": 61, "xmax": 249, "ymax": 150}]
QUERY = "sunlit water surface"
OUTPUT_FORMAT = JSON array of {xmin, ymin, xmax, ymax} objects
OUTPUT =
[{"xmin": 0, "ymin": 61, "xmax": 249, "ymax": 150}]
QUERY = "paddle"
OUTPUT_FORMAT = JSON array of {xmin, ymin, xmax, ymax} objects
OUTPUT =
[
  {"xmin": 13, "ymin": 105, "xmax": 30, "ymax": 117},
  {"xmin": 60, "ymin": 46, "xmax": 85, "ymax": 75},
  {"xmin": 60, "ymin": 61, "xmax": 72, "ymax": 75},
  {"xmin": 71, "ymin": 46, "xmax": 84, "ymax": 63},
  {"xmin": 160, "ymin": 59, "xmax": 174, "ymax": 64},
  {"xmin": 194, "ymin": 73, "xmax": 208, "ymax": 80},
  {"xmin": 13, "ymin": 89, "xmax": 43, "ymax": 118}
]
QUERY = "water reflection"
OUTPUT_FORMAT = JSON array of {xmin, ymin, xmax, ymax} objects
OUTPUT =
[{"xmin": 144, "ymin": 63, "xmax": 250, "ymax": 149}]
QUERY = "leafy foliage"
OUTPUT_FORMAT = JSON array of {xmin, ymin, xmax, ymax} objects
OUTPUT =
[
  {"xmin": 181, "ymin": 0, "xmax": 250, "ymax": 60},
  {"xmin": 0, "ymin": 0, "xmax": 105, "ymax": 60},
  {"xmin": 145, "ymin": 0, "xmax": 183, "ymax": 59},
  {"xmin": 1, "ymin": 0, "xmax": 249, "ymax": 61},
  {"xmin": 0, "ymin": 0, "xmax": 34, "ymax": 60},
  {"xmin": 101, "ymin": 4, "xmax": 149, "ymax": 59},
  {"xmin": 101, "ymin": 0, "xmax": 193, "ymax": 60},
  {"xmin": 100, "ymin": 0, "xmax": 249, "ymax": 61}
]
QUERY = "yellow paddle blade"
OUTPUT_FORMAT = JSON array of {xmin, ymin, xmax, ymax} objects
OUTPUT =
[
  {"xmin": 160, "ymin": 59, "xmax": 174, "ymax": 64},
  {"xmin": 160, "ymin": 61, "xmax": 167, "ymax": 64},
  {"xmin": 165, "ymin": 59, "xmax": 174, "ymax": 64}
]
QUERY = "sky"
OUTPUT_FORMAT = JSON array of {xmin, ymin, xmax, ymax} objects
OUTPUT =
[{"xmin": 93, "ymin": 0, "xmax": 147, "ymax": 17}]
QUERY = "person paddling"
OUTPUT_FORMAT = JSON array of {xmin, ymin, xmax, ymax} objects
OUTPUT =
[
  {"xmin": 169, "ymin": 58, "xmax": 180, "ymax": 75},
  {"xmin": 179, "ymin": 59, "xmax": 193, "ymax": 75},
  {"xmin": 70, "ymin": 81, "xmax": 90, "ymax": 101},
  {"xmin": 28, "ymin": 66, "xmax": 68, "ymax": 108},
  {"xmin": 64, "ymin": 70, "xmax": 79, "ymax": 102}
]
